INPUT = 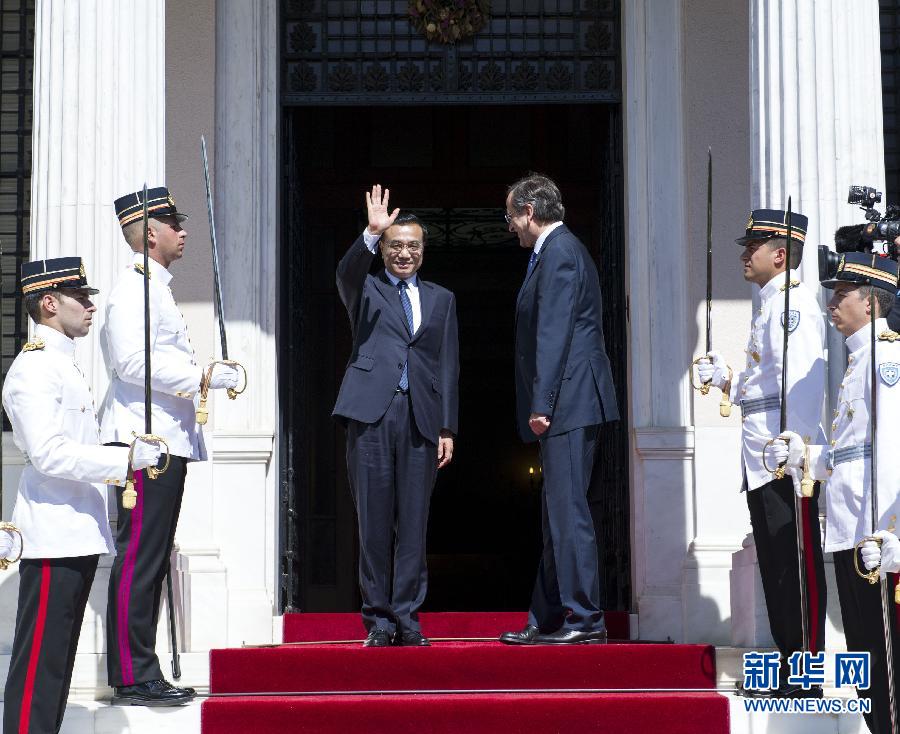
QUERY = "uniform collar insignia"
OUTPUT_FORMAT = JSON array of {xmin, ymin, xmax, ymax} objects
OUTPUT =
[{"xmin": 22, "ymin": 339, "xmax": 45, "ymax": 352}]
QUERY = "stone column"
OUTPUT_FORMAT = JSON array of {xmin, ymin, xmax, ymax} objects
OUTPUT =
[
  {"xmin": 209, "ymin": 0, "xmax": 279, "ymax": 646},
  {"xmin": 732, "ymin": 0, "xmax": 886, "ymax": 646},
  {"xmin": 30, "ymin": 0, "xmax": 166, "ymax": 398},
  {"xmin": 623, "ymin": 0, "xmax": 695, "ymax": 642}
]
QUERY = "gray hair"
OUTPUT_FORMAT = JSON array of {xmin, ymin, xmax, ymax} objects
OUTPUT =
[{"xmin": 507, "ymin": 173, "xmax": 565, "ymax": 224}]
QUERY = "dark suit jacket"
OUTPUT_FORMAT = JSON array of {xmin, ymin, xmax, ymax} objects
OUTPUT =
[
  {"xmin": 515, "ymin": 224, "xmax": 619, "ymax": 442},
  {"xmin": 333, "ymin": 235, "xmax": 459, "ymax": 443}
]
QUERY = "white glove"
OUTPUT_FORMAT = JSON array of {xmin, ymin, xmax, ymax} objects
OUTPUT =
[
  {"xmin": 697, "ymin": 351, "xmax": 729, "ymax": 390},
  {"xmin": 0, "ymin": 529, "xmax": 14, "ymax": 559},
  {"xmin": 861, "ymin": 530, "xmax": 900, "ymax": 576},
  {"xmin": 772, "ymin": 431, "xmax": 805, "ymax": 469},
  {"xmin": 131, "ymin": 436, "xmax": 163, "ymax": 472},
  {"xmin": 208, "ymin": 363, "xmax": 239, "ymax": 390}
]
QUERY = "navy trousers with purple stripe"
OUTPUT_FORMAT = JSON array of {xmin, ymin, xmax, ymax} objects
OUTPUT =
[
  {"xmin": 106, "ymin": 455, "xmax": 187, "ymax": 687},
  {"xmin": 746, "ymin": 477, "xmax": 826, "ymax": 659},
  {"xmin": 3, "ymin": 555, "xmax": 98, "ymax": 734}
]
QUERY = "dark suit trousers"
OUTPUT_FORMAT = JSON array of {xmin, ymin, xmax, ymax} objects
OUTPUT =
[
  {"xmin": 4, "ymin": 555, "xmax": 98, "ymax": 734},
  {"xmin": 834, "ymin": 549, "xmax": 900, "ymax": 734},
  {"xmin": 746, "ymin": 478, "xmax": 826, "ymax": 658},
  {"xmin": 527, "ymin": 424, "xmax": 604, "ymax": 633},
  {"xmin": 346, "ymin": 391, "xmax": 438, "ymax": 634},
  {"xmin": 106, "ymin": 455, "xmax": 187, "ymax": 687}
]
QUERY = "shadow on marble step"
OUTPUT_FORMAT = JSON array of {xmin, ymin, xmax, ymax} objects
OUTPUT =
[
  {"xmin": 716, "ymin": 646, "xmax": 858, "ymax": 693},
  {"xmin": 726, "ymin": 695, "xmax": 869, "ymax": 734},
  {"xmin": 0, "ymin": 699, "xmax": 201, "ymax": 734}
]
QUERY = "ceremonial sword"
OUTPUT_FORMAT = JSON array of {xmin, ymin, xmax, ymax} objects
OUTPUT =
[
  {"xmin": 762, "ymin": 200, "xmax": 813, "ymax": 656},
  {"xmin": 690, "ymin": 150, "xmax": 731, "ymax": 417},
  {"xmin": 121, "ymin": 185, "xmax": 179, "ymax": 678},
  {"xmin": 855, "ymin": 280, "xmax": 898, "ymax": 733},
  {"xmin": 195, "ymin": 136, "xmax": 247, "ymax": 426}
]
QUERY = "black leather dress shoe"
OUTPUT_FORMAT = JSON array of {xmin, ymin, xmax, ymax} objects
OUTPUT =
[
  {"xmin": 499, "ymin": 624, "xmax": 539, "ymax": 645},
  {"xmin": 364, "ymin": 628, "xmax": 393, "ymax": 647},
  {"xmin": 533, "ymin": 627, "xmax": 607, "ymax": 645},
  {"xmin": 736, "ymin": 680, "xmax": 824, "ymax": 699},
  {"xmin": 395, "ymin": 630, "xmax": 431, "ymax": 646},
  {"xmin": 111, "ymin": 679, "xmax": 195, "ymax": 706}
]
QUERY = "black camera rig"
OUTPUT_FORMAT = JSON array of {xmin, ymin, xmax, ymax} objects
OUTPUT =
[{"xmin": 819, "ymin": 185, "xmax": 900, "ymax": 282}]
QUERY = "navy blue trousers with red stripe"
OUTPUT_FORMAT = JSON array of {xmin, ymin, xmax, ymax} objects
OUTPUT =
[
  {"xmin": 746, "ymin": 477, "xmax": 827, "ymax": 658},
  {"xmin": 833, "ymin": 549, "xmax": 900, "ymax": 734},
  {"xmin": 3, "ymin": 555, "xmax": 98, "ymax": 734},
  {"xmin": 106, "ymin": 456, "xmax": 186, "ymax": 687}
]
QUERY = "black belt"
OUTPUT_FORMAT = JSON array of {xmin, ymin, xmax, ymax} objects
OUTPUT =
[{"xmin": 395, "ymin": 387, "xmax": 409, "ymax": 395}]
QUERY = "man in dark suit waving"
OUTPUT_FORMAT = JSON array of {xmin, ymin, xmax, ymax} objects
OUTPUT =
[
  {"xmin": 500, "ymin": 174, "xmax": 618, "ymax": 645},
  {"xmin": 334, "ymin": 184, "xmax": 459, "ymax": 647}
]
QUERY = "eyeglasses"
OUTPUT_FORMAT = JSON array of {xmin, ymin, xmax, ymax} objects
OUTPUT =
[
  {"xmin": 504, "ymin": 212, "xmax": 514, "ymax": 224},
  {"xmin": 385, "ymin": 241, "xmax": 422, "ymax": 254}
]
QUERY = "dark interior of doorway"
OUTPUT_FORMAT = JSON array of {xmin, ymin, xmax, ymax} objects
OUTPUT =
[{"xmin": 279, "ymin": 103, "xmax": 630, "ymax": 616}]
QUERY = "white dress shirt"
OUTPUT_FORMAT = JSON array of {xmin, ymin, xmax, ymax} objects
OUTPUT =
[
  {"xmin": 3, "ymin": 324, "xmax": 131, "ymax": 558},
  {"xmin": 730, "ymin": 271, "xmax": 827, "ymax": 490},
  {"xmin": 362, "ymin": 229, "xmax": 421, "ymax": 331},
  {"xmin": 532, "ymin": 221, "xmax": 563, "ymax": 257},
  {"xmin": 805, "ymin": 318, "xmax": 900, "ymax": 552},
  {"xmin": 99, "ymin": 254, "xmax": 206, "ymax": 460}
]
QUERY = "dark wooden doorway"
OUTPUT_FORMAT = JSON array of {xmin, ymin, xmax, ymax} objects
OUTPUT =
[{"xmin": 279, "ymin": 103, "xmax": 629, "ymax": 615}]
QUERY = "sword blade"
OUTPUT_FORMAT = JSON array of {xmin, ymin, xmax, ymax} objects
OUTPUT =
[
  {"xmin": 779, "ymin": 198, "xmax": 792, "ymax": 433},
  {"xmin": 142, "ymin": 183, "xmax": 151, "ymax": 435},
  {"xmin": 705, "ymin": 148, "xmax": 712, "ymax": 353},
  {"xmin": 201, "ymin": 135, "xmax": 228, "ymax": 361}
]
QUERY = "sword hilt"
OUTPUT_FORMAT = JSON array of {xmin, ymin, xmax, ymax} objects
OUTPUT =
[
  {"xmin": 197, "ymin": 360, "xmax": 248, "ymax": 425},
  {"xmin": 122, "ymin": 435, "xmax": 172, "ymax": 510},
  {"xmin": 855, "ymin": 535, "xmax": 884, "ymax": 585},
  {"xmin": 690, "ymin": 356, "xmax": 713, "ymax": 394},
  {"xmin": 0, "ymin": 521, "xmax": 23, "ymax": 570},
  {"xmin": 762, "ymin": 438, "xmax": 787, "ymax": 478}
]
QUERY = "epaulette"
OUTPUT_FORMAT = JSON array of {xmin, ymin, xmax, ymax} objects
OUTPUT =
[
  {"xmin": 134, "ymin": 263, "xmax": 151, "ymax": 278},
  {"xmin": 878, "ymin": 330, "xmax": 900, "ymax": 342},
  {"xmin": 21, "ymin": 339, "xmax": 45, "ymax": 352},
  {"xmin": 778, "ymin": 279, "xmax": 801, "ymax": 292}
]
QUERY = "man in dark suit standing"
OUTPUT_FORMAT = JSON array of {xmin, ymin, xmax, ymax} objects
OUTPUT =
[
  {"xmin": 333, "ymin": 185, "xmax": 459, "ymax": 647},
  {"xmin": 500, "ymin": 174, "xmax": 619, "ymax": 645}
]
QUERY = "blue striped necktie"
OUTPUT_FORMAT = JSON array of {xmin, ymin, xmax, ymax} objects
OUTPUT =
[
  {"xmin": 398, "ymin": 280, "xmax": 413, "ymax": 390},
  {"xmin": 526, "ymin": 250, "xmax": 538, "ymax": 279}
]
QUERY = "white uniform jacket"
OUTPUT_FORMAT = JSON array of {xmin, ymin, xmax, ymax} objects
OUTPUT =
[
  {"xmin": 805, "ymin": 318, "xmax": 900, "ymax": 552},
  {"xmin": 3, "ymin": 325, "xmax": 130, "ymax": 558},
  {"xmin": 730, "ymin": 271, "xmax": 826, "ymax": 491},
  {"xmin": 99, "ymin": 254, "xmax": 206, "ymax": 460}
]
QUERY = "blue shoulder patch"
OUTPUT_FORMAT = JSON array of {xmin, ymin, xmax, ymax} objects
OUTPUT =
[
  {"xmin": 880, "ymin": 362, "xmax": 900, "ymax": 387},
  {"xmin": 781, "ymin": 310, "xmax": 800, "ymax": 333}
]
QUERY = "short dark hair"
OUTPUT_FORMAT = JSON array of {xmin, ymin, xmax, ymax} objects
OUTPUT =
[
  {"xmin": 765, "ymin": 236, "xmax": 804, "ymax": 269},
  {"xmin": 507, "ymin": 173, "xmax": 565, "ymax": 224},
  {"xmin": 380, "ymin": 212, "xmax": 429, "ymax": 246},
  {"xmin": 24, "ymin": 290, "xmax": 56, "ymax": 323},
  {"xmin": 869, "ymin": 286, "xmax": 895, "ymax": 318}
]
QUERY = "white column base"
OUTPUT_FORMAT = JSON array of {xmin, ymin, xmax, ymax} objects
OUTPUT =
[
  {"xmin": 175, "ymin": 546, "xmax": 228, "ymax": 652},
  {"xmin": 633, "ymin": 427, "xmax": 694, "ymax": 643},
  {"xmin": 682, "ymin": 540, "xmax": 743, "ymax": 645},
  {"xmin": 731, "ymin": 533, "xmax": 775, "ymax": 648}
]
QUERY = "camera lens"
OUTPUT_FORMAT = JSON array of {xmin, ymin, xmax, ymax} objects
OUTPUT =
[{"xmin": 818, "ymin": 245, "xmax": 840, "ymax": 281}]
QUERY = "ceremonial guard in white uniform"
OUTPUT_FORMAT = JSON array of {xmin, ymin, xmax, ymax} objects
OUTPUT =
[
  {"xmin": 101, "ymin": 188, "xmax": 239, "ymax": 706},
  {"xmin": 777, "ymin": 252, "xmax": 900, "ymax": 734},
  {"xmin": 1, "ymin": 258, "xmax": 160, "ymax": 734},
  {"xmin": 698, "ymin": 210, "xmax": 827, "ymax": 696}
]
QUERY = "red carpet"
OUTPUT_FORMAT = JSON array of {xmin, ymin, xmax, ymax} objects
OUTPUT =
[
  {"xmin": 209, "ymin": 641, "xmax": 716, "ymax": 694},
  {"xmin": 282, "ymin": 610, "xmax": 632, "ymax": 642},
  {"xmin": 202, "ymin": 692, "xmax": 730, "ymax": 734},
  {"xmin": 201, "ymin": 613, "xmax": 729, "ymax": 734}
]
